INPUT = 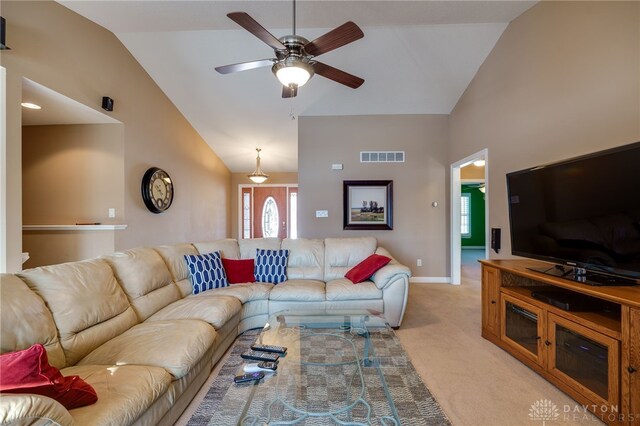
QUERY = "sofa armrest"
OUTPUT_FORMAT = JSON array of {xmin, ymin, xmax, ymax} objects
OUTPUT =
[
  {"xmin": 371, "ymin": 247, "xmax": 411, "ymax": 290},
  {"xmin": 0, "ymin": 394, "xmax": 73, "ymax": 426}
]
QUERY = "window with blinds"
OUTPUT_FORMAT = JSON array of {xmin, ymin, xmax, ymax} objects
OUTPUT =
[{"xmin": 461, "ymin": 193, "xmax": 471, "ymax": 237}]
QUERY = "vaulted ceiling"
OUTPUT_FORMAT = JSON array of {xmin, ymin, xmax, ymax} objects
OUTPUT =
[{"xmin": 58, "ymin": 1, "xmax": 536, "ymax": 172}]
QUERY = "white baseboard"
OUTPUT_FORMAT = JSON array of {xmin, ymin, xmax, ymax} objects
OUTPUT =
[{"xmin": 410, "ymin": 277, "xmax": 451, "ymax": 284}]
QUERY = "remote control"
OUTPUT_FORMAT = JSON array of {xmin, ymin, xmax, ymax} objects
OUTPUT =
[
  {"xmin": 251, "ymin": 344, "xmax": 287, "ymax": 355},
  {"xmin": 241, "ymin": 350, "xmax": 279, "ymax": 362},
  {"xmin": 243, "ymin": 361, "xmax": 278, "ymax": 373},
  {"xmin": 233, "ymin": 371, "xmax": 265, "ymax": 384}
]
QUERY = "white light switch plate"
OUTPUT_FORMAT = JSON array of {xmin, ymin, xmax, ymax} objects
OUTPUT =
[
  {"xmin": 316, "ymin": 210, "xmax": 329, "ymax": 218},
  {"xmin": 331, "ymin": 164, "xmax": 343, "ymax": 170}
]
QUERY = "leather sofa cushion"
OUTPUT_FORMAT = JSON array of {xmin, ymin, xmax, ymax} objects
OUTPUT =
[
  {"xmin": 0, "ymin": 274, "xmax": 66, "ymax": 369},
  {"xmin": 268, "ymin": 279, "xmax": 325, "ymax": 302},
  {"xmin": 18, "ymin": 259, "xmax": 138, "ymax": 367},
  {"xmin": 147, "ymin": 295, "xmax": 241, "ymax": 330},
  {"xmin": 324, "ymin": 237, "xmax": 377, "ymax": 281},
  {"xmin": 103, "ymin": 247, "xmax": 180, "ymax": 321},
  {"xmin": 194, "ymin": 283, "xmax": 273, "ymax": 304},
  {"xmin": 174, "ymin": 278, "xmax": 192, "ymax": 299},
  {"xmin": 63, "ymin": 364, "xmax": 172, "ymax": 426},
  {"xmin": 194, "ymin": 239, "xmax": 241, "ymax": 260},
  {"xmin": 282, "ymin": 238, "xmax": 324, "ymax": 281},
  {"xmin": 325, "ymin": 279, "xmax": 383, "ymax": 300},
  {"xmin": 238, "ymin": 238, "xmax": 281, "ymax": 259},
  {"xmin": 154, "ymin": 243, "xmax": 199, "ymax": 281},
  {"xmin": 242, "ymin": 300, "xmax": 269, "ymax": 319},
  {"xmin": 78, "ymin": 320, "xmax": 215, "ymax": 379},
  {"xmin": 0, "ymin": 393, "xmax": 73, "ymax": 426}
]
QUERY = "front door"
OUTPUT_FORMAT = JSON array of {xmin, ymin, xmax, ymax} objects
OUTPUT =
[{"xmin": 253, "ymin": 186, "xmax": 287, "ymax": 239}]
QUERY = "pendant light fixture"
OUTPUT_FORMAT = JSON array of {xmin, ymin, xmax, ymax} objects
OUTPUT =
[{"xmin": 248, "ymin": 148, "xmax": 269, "ymax": 184}]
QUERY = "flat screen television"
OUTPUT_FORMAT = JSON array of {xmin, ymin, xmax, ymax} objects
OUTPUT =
[{"xmin": 506, "ymin": 141, "xmax": 640, "ymax": 286}]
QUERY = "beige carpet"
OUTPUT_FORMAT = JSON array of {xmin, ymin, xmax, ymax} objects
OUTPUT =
[
  {"xmin": 175, "ymin": 257, "xmax": 603, "ymax": 425},
  {"xmin": 393, "ymin": 256, "xmax": 602, "ymax": 425}
]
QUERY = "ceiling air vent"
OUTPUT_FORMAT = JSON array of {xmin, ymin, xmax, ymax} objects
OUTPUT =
[{"xmin": 360, "ymin": 151, "xmax": 405, "ymax": 163}]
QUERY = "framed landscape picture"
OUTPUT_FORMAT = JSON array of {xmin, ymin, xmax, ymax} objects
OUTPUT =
[{"xmin": 343, "ymin": 180, "xmax": 393, "ymax": 230}]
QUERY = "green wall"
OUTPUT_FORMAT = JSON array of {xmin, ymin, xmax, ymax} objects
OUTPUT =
[{"xmin": 461, "ymin": 185, "xmax": 486, "ymax": 247}]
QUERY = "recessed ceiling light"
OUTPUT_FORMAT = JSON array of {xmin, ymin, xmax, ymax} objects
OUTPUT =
[
  {"xmin": 21, "ymin": 102, "xmax": 42, "ymax": 110},
  {"xmin": 473, "ymin": 159, "xmax": 486, "ymax": 167}
]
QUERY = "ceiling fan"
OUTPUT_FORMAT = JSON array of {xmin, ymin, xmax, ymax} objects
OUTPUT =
[
  {"xmin": 215, "ymin": 0, "xmax": 365, "ymax": 98},
  {"xmin": 465, "ymin": 183, "xmax": 486, "ymax": 193}
]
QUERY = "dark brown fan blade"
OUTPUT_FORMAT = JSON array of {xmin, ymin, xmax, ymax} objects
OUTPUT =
[
  {"xmin": 227, "ymin": 12, "xmax": 286, "ymax": 51},
  {"xmin": 313, "ymin": 62, "xmax": 364, "ymax": 89},
  {"xmin": 282, "ymin": 85, "xmax": 298, "ymax": 98},
  {"xmin": 304, "ymin": 22, "xmax": 364, "ymax": 57},
  {"xmin": 215, "ymin": 59, "xmax": 274, "ymax": 75}
]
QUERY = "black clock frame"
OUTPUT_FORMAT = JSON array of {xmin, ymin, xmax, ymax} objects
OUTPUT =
[{"xmin": 141, "ymin": 167, "xmax": 174, "ymax": 214}]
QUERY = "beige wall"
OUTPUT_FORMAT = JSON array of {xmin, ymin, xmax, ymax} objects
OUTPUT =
[
  {"xmin": 450, "ymin": 1, "xmax": 640, "ymax": 260},
  {"xmin": 23, "ymin": 230, "xmax": 116, "ymax": 269},
  {"xmin": 460, "ymin": 164, "xmax": 485, "ymax": 180},
  {"xmin": 298, "ymin": 115, "xmax": 449, "ymax": 277},
  {"xmin": 22, "ymin": 124, "xmax": 125, "ymax": 224},
  {"xmin": 230, "ymin": 172, "xmax": 298, "ymax": 239},
  {"xmin": 1, "ymin": 1, "xmax": 231, "ymax": 271}
]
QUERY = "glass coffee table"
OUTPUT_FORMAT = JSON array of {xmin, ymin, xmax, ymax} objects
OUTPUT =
[{"xmin": 213, "ymin": 310, "xmax": 404, "ymax": 425}]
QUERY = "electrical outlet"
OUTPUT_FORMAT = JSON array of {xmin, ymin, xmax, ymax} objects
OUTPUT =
[
  {"xmin": 108, "ymin": 208, "xmax": 116, "ymax": 218},
  {"xmin": 416, "ymin": 259, "xmax": 422, "ymax": 267},
  {"xmin": 315, "ymin": 210, "xmax": 329, "ymax": 218}
]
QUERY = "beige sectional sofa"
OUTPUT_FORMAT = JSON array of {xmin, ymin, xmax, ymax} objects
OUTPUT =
[{"xmin": 0, "ymin": 237, "xmax": 410, "ymax": 426}]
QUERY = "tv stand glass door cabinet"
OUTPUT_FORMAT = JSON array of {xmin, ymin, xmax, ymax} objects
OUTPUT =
[
  {"xmin": 547, "ymin": 313, "xmax": 619, "ymax": 407},
  {"xmin": 481, "ymin": 259, "xmax": 640, "ymax": 425},
  {"xmin": 501, "ymin": 294, "xmax": 545, "ymax": 366}
]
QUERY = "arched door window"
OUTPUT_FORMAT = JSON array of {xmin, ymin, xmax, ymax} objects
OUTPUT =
[{"xmin": 262, "ymin": 196, "xmax": 279, "ymax": 238}]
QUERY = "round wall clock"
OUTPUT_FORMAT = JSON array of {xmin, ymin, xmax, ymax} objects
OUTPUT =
[{"xmin": 141, "ymin": 167, "xmax": 174, "ymax": 214}]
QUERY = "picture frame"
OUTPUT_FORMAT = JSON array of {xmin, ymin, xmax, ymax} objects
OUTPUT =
[{"xmin": 343, "ymin": 180, "xmax": 393, "ymax": 230}]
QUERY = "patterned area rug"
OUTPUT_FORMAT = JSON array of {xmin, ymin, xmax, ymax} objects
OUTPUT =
[{"xmin": 188, "ymin": 328, "xmax": 450, "ymax": 425}]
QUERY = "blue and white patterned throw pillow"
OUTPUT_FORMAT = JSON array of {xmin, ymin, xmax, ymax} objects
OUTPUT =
[
  {"xmin": 254, "ymin": 249, "xmax": 289, "ymax": 284},
  {"xmin": 184, "ymin": 251, "xmax": 229, "ymax": 294}
]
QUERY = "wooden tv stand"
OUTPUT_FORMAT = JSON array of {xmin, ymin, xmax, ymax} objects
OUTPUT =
[{"xmin": 480, "ymin": 259, "xmax": 640, "ymax": 425}]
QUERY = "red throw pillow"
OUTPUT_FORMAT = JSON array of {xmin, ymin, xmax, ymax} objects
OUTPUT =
[
  {"xmin": 222, "ymin": 258, "xmax": 255, "ymax": 284},
  {"xmin": 0, "ymin": 344, "xmax": 98, "ymax": 410},
  {"xmin": 345, "ymin": 254, "xmax": 391, "ymax": 284}
]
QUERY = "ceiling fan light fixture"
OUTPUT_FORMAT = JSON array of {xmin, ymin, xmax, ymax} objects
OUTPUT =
[
  {"xmin": 273, "ymin": 59, "xmax": 314, "ymax": 88},
  {"xmin": 248, "ymin": 148, "xmax": 269, "ymax": 184}
]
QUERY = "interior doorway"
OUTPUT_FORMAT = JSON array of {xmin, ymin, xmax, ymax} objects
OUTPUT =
[
  {"xmin": 239, "ymin": 184, "xmax": 298, "ymax": 239},
  {"xmin": 0, "ymin": 66, "xmax": 6, "ymax": 272},
  {"xmin": 450, "ymin": 149, "xmax": 489, "ymax": 285}
]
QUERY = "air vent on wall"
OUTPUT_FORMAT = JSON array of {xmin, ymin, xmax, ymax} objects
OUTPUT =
[{"xmin": 360, "ymin": 151, "xmax": 405, "ymax": 163}]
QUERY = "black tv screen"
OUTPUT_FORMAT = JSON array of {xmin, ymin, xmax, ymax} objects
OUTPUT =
[{"xmin": 506, "ymin": 141, "xmax": 640, "ymax": 282}]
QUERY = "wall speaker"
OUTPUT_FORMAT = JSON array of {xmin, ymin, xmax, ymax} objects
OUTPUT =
[
  {"xmin": 102, "ymin": 96, "xmax": 114, "ymax": 112},
  {"xmin": 0, "ymin": 17, "xmax": 10, "ymax": 50},
  {"xmin": 491, "ymin": 228, "xmax": 501, "ymax": 254}
]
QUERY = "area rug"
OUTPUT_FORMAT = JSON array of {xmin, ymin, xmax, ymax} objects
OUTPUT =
[{"xmin": 188, "ymin": 328, "xmax": 450, "ymax": 425}]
